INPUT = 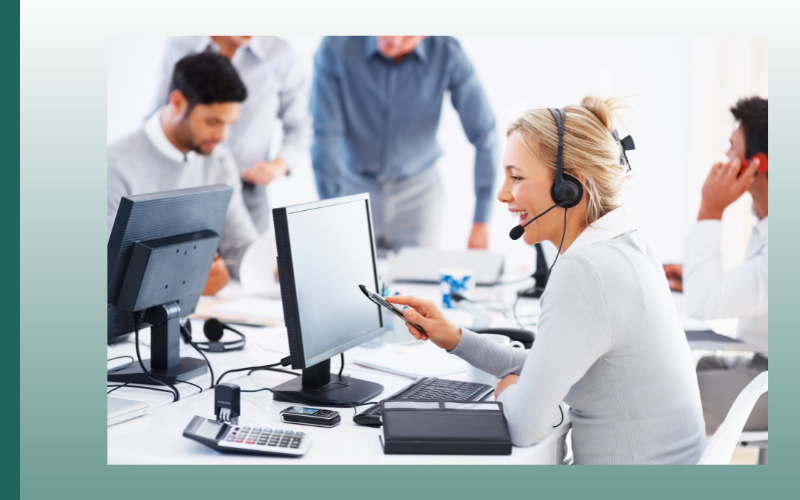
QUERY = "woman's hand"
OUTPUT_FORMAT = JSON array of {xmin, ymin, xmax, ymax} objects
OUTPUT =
[
  {"xmin": 495, "ymin": 374, "xmax": 520, "ymax": 398},
  {"xmin": 385, "ymin": 295, "xmax": 462, "ymax": 351}
]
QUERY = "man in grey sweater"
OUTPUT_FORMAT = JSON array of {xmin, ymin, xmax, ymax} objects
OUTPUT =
[{"xmin": 108, "ymin": 53, "xmax": 258, "ymax": 293}]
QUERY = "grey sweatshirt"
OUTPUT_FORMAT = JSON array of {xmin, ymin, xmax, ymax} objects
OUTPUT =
[
  {"xmin": 107, "ymin": 117, "xmax": 258, "ymax": 278},
  {"xmin": 451, "ymin": 207, "xmax": 707, "ymax": 464}
]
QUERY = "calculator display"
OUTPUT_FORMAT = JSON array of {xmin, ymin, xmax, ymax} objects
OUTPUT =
[
  {"xmin": 285, "ymin": 407, "xmax": 321, "ymax": 415},
  {"xmin": 196, "ymin": 419, "xmax": 224, "ymax": 439}
]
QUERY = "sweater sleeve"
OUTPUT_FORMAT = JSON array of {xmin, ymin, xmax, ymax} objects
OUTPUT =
[
  {"xmin": 215, "ymin": 148, "xmax": 258, "ymax": 279},
  {"xmin": 449, "ymin": 328, "xmax": 528, "ymax": 378},
  {"xmin": 497, "ymin": 254, "xmax": 614, "ymax": 447}
]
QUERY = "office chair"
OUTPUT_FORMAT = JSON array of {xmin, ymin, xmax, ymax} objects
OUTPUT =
[{"xmin": 697, "ymin": 371, "xmax": 768, "ymax": 465}]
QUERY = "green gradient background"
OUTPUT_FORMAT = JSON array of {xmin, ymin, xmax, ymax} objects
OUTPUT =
[{"xmin": 19, "ymin": 1, "xmax": 798, "ymax": 499}]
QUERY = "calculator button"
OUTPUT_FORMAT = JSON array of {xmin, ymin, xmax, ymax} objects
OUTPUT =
[
  {"xmin": 285, "ymin": 430, "xmax": 294, "ymax": 435},
  {"xmin": 263, "ymin": 428, "xmax": 272, "ymax": 433},
  {"xmin": 279, "ymin": 442, "xmax": 289, "ymax": 448},
  {"xmin": 236, "ymin": 439, "xmax": 244, "ymax": 443},
  {"xmin": 254, "ymin": 428, "xmax": 262, "ymax": 431},
  {"xmin": 290, "ymin": 443, "xmax": 300, "ymax": 448}
]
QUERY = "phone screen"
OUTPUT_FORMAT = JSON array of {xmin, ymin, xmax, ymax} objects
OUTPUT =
[{"xmin": 358, "ymin": 285, "xmax": 426, "ymax": 334}]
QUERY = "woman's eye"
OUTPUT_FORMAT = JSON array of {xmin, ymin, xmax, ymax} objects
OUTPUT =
[{"xmin": 511, "ymin": 176, "xmax": 522, "ymax": 183}]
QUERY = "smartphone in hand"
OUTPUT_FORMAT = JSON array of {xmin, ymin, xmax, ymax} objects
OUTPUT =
[{"xmin": 359, "ymin": 285, "xmax": 426, "ymax": 334}]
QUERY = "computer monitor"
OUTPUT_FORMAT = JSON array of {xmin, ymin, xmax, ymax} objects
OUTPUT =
[
  {"xmin": 107, "ymin": 185, "xmax": 232, "ymax": 384},
  {"xmin": 271, "ymin": 193, "xmax": 385, "ymax": 405}
]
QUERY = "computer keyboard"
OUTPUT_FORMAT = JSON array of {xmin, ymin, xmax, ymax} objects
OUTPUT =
[{"xmin": 353, "ymin": 377, "xmax": 494, "ymax": 427}]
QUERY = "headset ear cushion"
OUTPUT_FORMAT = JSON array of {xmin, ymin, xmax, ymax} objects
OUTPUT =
[
  {"xmin": 203, "ymin": 318, "xmax": 225, "ymax": 342},
  {"xmin": 551, "ymin": 173, "xmax": 583, "ymax": 209}
]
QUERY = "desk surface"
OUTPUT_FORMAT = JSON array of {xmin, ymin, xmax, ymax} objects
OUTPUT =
[
  {"xmin": 108, "ymin": 322, "xmax": 571, "ymax": 464},
  {"xmin": 107, "ymin": 279, "xmax": 728, "ymax": 465}
]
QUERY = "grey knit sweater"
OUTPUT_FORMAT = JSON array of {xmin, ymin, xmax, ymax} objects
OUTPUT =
[
  {"xmin": 451, "ymin": 211, "xmax": 706, "ymax": 464},
  {"xmin": 107, "ymin": 127, "xmax": 258, "ymax": 278}
]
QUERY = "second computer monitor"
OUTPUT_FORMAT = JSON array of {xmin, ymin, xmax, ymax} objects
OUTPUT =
[{"xmin": 272, "ymin": 193, "xmax": 385, "ymax": 404}]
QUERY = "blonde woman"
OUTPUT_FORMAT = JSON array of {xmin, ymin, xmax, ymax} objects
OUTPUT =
[{"xmin": 387, "ymin": 96, "xmax": 706, "ymax": 465}]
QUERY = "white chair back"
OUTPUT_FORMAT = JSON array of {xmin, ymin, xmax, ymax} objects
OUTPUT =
[{"xmin": 698, "ymin": 371, "xmax": 768, "ymax": 465}]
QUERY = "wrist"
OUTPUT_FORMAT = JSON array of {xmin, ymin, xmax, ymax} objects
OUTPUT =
[
  {"xmin": 444, "ymin": 326, "xmax": 463, "ymax": 351},
  {"xmin": 697, "ymin": 204, "xmax": 724, "ymax": 221}
]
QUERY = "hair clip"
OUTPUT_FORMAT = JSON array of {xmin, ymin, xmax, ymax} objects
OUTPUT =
[{"xmin": 612, "ymin": 129, "xmax": 635, "ymax": 171}]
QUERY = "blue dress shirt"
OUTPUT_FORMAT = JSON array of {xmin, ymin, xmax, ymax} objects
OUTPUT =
[{"xmin": 310, "ymin": 36, "xmax": 498, "ymax": 223}]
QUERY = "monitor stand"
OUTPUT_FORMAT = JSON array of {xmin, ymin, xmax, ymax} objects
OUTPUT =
[
  {"xmin": 271, "ymin": 359, "xmax": 383, "ymax": 406},
  {"xmin": 108, "ymin": 303, "xmax": 207, "ymax": 385}
]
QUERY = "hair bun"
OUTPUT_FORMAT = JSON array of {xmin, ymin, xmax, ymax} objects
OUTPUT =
[{"xmin": 580, "ymin": 94, "xmax": 620, "ymax": 131}]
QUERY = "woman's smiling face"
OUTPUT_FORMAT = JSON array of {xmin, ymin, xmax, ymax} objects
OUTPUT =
[{"xmin": 497, "ymin": 132, "xmax": 566, "ymax": 246}]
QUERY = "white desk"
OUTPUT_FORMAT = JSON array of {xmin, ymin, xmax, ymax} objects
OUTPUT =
[{"xmin": 107, "ymin": 321, "xmax": 571, "ymax": 464}]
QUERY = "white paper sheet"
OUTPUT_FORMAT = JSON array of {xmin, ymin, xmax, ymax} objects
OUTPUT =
[
  {"xmin": 211, "ymin": 297, "xmax": 284, "ymax": 320},
  {"xmin": 354, "ymin": 343, "xmax": 468, "ymax": 379}
]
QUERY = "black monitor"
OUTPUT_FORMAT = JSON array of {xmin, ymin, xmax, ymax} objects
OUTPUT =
[
  {"xmin": 107, "ymin": 185, "xmax": 232, "ymax": 384},
  {"xmin": 271, "ymin": 194, "xmax": 385, "ymax": 405}
]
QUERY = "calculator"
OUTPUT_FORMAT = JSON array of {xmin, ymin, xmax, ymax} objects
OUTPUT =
[{"xmin": 183, "ymin": 416, "xmax": 310, "ymax": 457}]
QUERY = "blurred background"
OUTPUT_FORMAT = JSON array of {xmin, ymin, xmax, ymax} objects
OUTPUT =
[{"xmin": 108, "ymin": 36, "xmax": 767, "ymax": 275}]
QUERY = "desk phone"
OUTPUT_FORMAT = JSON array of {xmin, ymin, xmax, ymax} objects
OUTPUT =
[{"xmin": 183, "ymin": 416, "xmax": 310, "ymax": 457}]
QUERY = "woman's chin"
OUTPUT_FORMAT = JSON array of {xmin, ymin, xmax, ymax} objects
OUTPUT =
[{"xmin": 521, "ymin": 231, "xmax": 538, "ymax": 246}]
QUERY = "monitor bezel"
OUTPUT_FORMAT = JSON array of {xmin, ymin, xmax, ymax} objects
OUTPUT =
[{"xmin": 274, "ymin": 193, "xmax": 384, "ymax": 369}]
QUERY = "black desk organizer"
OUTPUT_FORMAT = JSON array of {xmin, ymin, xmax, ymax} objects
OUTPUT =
[{"xmin": 380, "ymin": 400, "xmax": 512, "ymax": 455}]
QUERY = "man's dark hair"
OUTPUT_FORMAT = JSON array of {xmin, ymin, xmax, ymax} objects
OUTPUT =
[
  {"xmin": 730, "ymin": 96, "xmax": 767, "ymax": 159},
  {"xmin": 169, "ymin": 52, "xmax": 247, "ymax": 111}
]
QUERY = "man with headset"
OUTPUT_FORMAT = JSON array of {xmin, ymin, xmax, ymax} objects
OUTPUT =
[{"xmin": 666, "ymin": 96, "xmax": 768, "ymax": 436}]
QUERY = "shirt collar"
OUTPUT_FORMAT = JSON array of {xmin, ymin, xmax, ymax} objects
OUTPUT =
[
  {"xmin": 144, "ymin": 109, "xmax": 197, "ymax": 164},
  {"xmin": 364, "ymin": 36, "xmax": 427, "ymax": 63},
  {"xmin": 206, "ymin": 36, "xmax": 267, "ymax": 62},
  {"xmin": 563, "ymin": 205, "xmax": 638, "ymax": 256},
  {"xmin": 755, "ymin": 215, "xmax": 768, "ymax": 239}
]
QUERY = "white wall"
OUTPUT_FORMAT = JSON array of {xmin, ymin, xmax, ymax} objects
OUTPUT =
[{"xmin": 107, "ymin": 36, "xmax": 767, "ymax": 275}]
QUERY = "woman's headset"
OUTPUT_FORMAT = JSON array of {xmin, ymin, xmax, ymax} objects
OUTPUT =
[
  {"xmin": 548, "ymin": 108, "xmax": 584, "ymax": 208},
  {"xmin": 509, "ymin": 107, "xmax": 634, "ymax": 270}
]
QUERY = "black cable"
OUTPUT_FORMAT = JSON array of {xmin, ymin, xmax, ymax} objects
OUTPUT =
[
  {"xmin": 133, "ymin": 314, "xmax": 180, "ymax": 402},
  {"xmin": 106, "ymin": 380, "xmax": 131, "ymax": 395},
  {"xmin": 512, "ymin": 293, "xmax": 523, "ymax": 328},
  {"xmin": 554, "ymin": 405, "xmax": 565, "ymax": 428},
  {"xmin": 175, "ymin": 379, "xmax": 203, "ymax": 393},
  {"xmin": 238, "ymin": 386, "xmax": 378, "ymax": 410},
  {"xmin": 216, "ymin": 356, "xmax": 291, "ymax": 386},
  {"xmin": 548, "ymin": 207, "xmax": 568, "ymax": 275},
  {"xmin": 107, "ymin": 383, "xmax": 176, "ymax": 396},
  {"xmin": 248, "ymin": 367, "xmax": 300, "ymax": 377},
  {"xmin": 182, "ymin": 324, "xmax": 215, "ymax": 390},
  {"xmin": 107, "ymin": 355, "xmax": 134, "ymax": 373},
  {"xmin": 339, "ymin": 352, "xmax": 345, "ymax": 378}
]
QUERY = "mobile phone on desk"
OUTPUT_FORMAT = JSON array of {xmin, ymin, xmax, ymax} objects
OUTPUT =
[
  {"xmin": 359, "ymin": 284, "xmax": 426, "ymax": 334},
  {"xmin": 280, "ymin": 407, "xmax": 341, "ymax": 427}
]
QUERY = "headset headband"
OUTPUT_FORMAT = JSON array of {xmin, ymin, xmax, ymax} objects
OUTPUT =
[{"xmin": 548, "ymin": 108, "xmax": 567, "ymax": 185}]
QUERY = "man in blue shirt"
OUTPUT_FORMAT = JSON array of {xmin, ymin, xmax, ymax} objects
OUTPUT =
[{"xmin": 310, "ymin": 36, "xmax": 499, "ymax": 250}]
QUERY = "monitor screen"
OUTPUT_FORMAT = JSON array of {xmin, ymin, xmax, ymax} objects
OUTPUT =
[{"xmin": 275, "ymin": 194, "xmax": 383, "ymax": 368}]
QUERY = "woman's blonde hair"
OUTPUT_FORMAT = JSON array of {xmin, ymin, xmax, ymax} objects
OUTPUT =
[{"xmin": 507, "ymin": 94, "xmax": 631, "ymax": 226}]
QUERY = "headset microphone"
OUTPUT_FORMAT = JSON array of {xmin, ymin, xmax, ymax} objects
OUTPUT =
[{"xmin": 509, "ymin": 202, "xmax": 566, "ymax": 240}]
